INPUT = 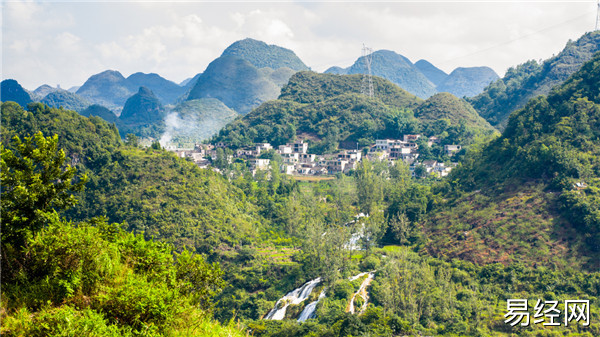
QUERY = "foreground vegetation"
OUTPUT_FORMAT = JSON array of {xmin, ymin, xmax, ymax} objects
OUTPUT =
[{"xmin": 0, "ymin": 132, "xmax": 244, "ymax": 336}]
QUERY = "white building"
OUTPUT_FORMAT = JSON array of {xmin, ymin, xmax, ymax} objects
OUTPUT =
[{"xmin": 249, "ymin": 158, "xmax": 271, "ymax": 170}]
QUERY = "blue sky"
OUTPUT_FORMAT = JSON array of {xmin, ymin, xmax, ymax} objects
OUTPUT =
[{"xmin": 2, "ymin": 0, "xmax": 597, "ymax": 90}]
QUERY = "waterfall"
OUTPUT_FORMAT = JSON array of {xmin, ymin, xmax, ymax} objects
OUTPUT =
[
  {"xmin": 348, "ymin": 272, "xmax": 369, "ymax": 281},
  {"xmin": 297, "ymin": 290, "xmax": 326, "ymax": 322},
  {"xmin": 264, "ymin": 278, "xmax": 321, "ymax": 320},
  {"xmin": 347, "ymin": 272, "xmax": 375, "ymax": 314}
]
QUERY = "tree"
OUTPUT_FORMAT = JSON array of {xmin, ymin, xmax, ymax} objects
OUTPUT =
[
  {"xmin": 388, "ymin": 213, "xmax": 411, "ymax": 245},
  {"xmin": 355, "ymin": 159, "xmax": 383, "ymax": 214},
  {"xmin": 363, "ymin": 206, "xmax": 386, "ymax": 252},
  {"xmin": 413, "ymin": 164, "xmax": 427, "ymax": 178},
  {"xmin": 1, "ymin": 132, "xmax": 87, "ymax": 248},
  {"xmin": 125, "ymin": 133, "xmax": 139, "ymax": 147},
  {"xmin": 151, "ymin": 140, "xmax": 162, "ymax": 150},
  {"xmin": 213, "ymin": 148, "xmax": 228, "ymax": 170}
]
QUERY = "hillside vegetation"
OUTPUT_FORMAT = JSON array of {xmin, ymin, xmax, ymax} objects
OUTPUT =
[
  {"xmin": 424, "ymin": 52, "xmax": 600, "ymax": 268},
  {"xmin": 415, "ymin": 92, "xmax": 497, "ymax": 140},
  {"xmin": 1, "ymin": 102, "xmax": 260, "ymax": 255},
  {"xmin": 214, "ymin": 72, "xmax": 497, "ymax": 154},
  {"xmin": 469, "ymin": 31, "xmax": 600, "ymax": 129}
]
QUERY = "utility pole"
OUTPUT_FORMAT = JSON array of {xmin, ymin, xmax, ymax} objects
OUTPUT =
[{"xmin": 360, "ymin": 44, "xmax": 374, "ymax": 98}]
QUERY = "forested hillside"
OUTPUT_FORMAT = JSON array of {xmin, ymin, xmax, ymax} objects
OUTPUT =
[
  {"xmin": 1, "ymin": 92, "xmax": 598, "ymax": 336},
  {"xmin": 214, "ymin": 71, "xmax": 497, "ymax": 154},
  {"xmin": 424, "ymin": 52, "xmax": 600, "ymax": 269},
  {"xmin": 0, "ymin": 102, "xmax": 260, "ymax": 255},
  {"xmin": 469, "ymin": 31, "xmax": 600, "ymax": 129},
  {"xmin": 1, "ymin": 79, "xmax": 33, "ymax": 108}
]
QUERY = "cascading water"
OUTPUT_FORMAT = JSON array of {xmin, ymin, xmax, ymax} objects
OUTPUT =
[
  {"xmin": 344, "ymin": 214, "xmax": 368, "ymax": 250},
  {"xmin": 264, "ymin": 271, "xmax": 376, "ymax": 322},
  {"xmin": 347, "ymin": 272, "xmax": 375, "ymax": 314},
  {"xmin": 349, "ymin": 271, "xmax": 369, "ymax": 281},
  {"xmin": 264, "ymin": 278, "xmax": 321, "ymax": 320},
  {"xmin": 297, "ymin": 290, "xmax": 326, "ymax": 322}
]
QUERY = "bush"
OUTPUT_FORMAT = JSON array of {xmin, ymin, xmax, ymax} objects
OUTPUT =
[{"xmin": 2, "ymin": 306, "xmax": 123, "ymax": 337}]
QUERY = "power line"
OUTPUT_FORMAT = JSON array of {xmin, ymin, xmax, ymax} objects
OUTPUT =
[
  {"xmin": 594, "ymin": 0, "xmax": 600, "ymax": 31},
  {"xmin": 438, "ymin": 9, "xmax": 595, "ymax": 66}
]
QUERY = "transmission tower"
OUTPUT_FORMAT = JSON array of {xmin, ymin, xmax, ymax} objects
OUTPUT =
[
  {"xmin": 360, "ymin": 44, "xmax": 374, "ymax": 98},
  {"xmin": 596, "ymin": 0, "xmax": 600, "ymax": 31}
]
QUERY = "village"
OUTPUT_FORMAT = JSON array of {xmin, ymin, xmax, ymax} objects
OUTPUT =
[{"xmin": 168, "ymin": 135, "xmax": 462, "ymax": 178}]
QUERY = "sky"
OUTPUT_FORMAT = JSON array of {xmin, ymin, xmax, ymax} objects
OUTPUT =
[{"xmin": 2, "ymin": 0, "xmax": 598, "ymax": 90}]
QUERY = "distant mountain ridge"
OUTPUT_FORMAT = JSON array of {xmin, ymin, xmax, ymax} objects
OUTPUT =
[
  {"xmin": 469, "ymin": 30, "xmax": 600, "ymax": 129},
  {"xmin": 119, "ymin": 86, "xmax": 165, "ymax": 126},
  {"xmin": 326, "ymin": 50, "xmax": 437, "ymax": 99},
  {"xmin": 414, "ymin": 59, "xmax": 448, "ymax": 86},
  {"xmin": 80, "ymin": 104, "xmax": 118, "ymax": 124},
  {"xmin": 76, "ymin": 70, "xmax": 186, "ymax": 112},
  {"xmin": 40, "ymin": 89, "xmax": 91, "ymax": 112},
  {"xmin": 186, "ymin": 55, "xmax": 289, "ymax": 114},
  {"xmin": 126, "ymin": 72, "xmax": 187, "ymax": 105},
  {"xmin": 326, "ymin": 50, "xmax": 498, "ymax": 99},
  {"xmin": 75, "ymin": 70, "xmax": 131, "ymax": 112},
  {"xmin": 33, "ymin": 84, "xmax": 59, "ymax": 99},
  {"xmin": 436, "ymin": 66, "xmax": 499, "ymax": 98}
]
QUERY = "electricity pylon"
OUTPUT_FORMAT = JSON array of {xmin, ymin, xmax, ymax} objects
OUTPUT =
[{"xmin": 360, "ymin": 44, "xmax": 374, "ymax": 98}]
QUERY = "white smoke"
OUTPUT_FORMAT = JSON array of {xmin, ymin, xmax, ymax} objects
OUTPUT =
[
  {"xmin": 159, "ymin": 112, "xmax": 184, "ymax": 148},
  {"xmin": 158, "ymin": 99, "xmax": 238, "ymax": 149}
]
